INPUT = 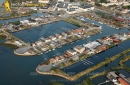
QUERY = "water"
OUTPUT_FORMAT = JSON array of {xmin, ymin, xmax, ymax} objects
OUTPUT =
[
  {"xmin": 124, "ymin": 60, "xmax": 130, "ymax": 67},
  {"xmin": 0, "ymin": 12, "xmax": 46, "ymax": 24},
  {"xmin": 63, "ymin": 40, "xmax": 130, "ymax": 74},
  {"xmin": 12, "ymin": 20, "xmax": 78, "ymax": 42},
  {"xmin": 0, "ymin": 13, "xmax": 130, "ymax": 85}
]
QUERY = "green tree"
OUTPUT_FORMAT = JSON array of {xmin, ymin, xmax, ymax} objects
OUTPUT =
[
  {"xmin": 70, "ymin": 0, "xmax": 74, "ymax": 2},
  {"xmin": 0, "ymin": 23, "xmax": 2, "ymax": 28}
]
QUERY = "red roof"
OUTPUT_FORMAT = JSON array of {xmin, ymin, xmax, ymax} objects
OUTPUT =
[
  {"xmin": 49, "ymin": 58, "xmax": 55, "ymax": 64},
  {"xmin": 114, "ymin": 17, "xmax": 125, "ymax": 22},
  {"xmin": 96, "ymin": 45, "xmax": 106, "ymax": 51},
  {"xmin": 84, "ymin": 51, "xmax": 88, "ymax": 54},
  {"xmin": 74, "ymin": 28, "xmax": 83, "ymax": 33},
  {"xmin": 118, "ymin": 78, "xmax": 129, "ymax": 85},
  {"xmin": 113, "ymin": 39, "xmax": 119, "ymax": 43}
]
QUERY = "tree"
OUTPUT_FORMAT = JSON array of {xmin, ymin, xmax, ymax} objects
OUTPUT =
[
  {"xmin": 70, "ymin": 0, "xmax": 74, "ymax": 2},
  {"xmin": 0, "ymin": 24, "xmax": 2, "ymax": 28}
]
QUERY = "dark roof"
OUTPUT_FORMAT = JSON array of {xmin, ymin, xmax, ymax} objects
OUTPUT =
[
  {"xmin": 57, "ymin": 2, "xmax": 68, "ymax": 8},
  {"xmin": 80, "ymin": 4, "xmax": 93, "ymax": 9},
  {"xmin": 67, "ymin": 9, "xmax": 76, "ymax": 12}
]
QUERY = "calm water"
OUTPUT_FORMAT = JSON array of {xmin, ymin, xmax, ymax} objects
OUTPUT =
[
  {"xmin": 0, "ymin": 13, "xmax": 130, "ymax": 85},
  {"xmin": 12, "ymin": 20, "xmax": 78, "ymax": 42}
]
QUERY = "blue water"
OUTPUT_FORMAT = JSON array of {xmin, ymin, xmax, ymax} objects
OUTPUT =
[
  {"xmin": 62, "ymin": 40, "xmax": 130, "ymax": 74},
  {"xmin": 12, "ymin": 20, "xmax": 78, "ymax": 42},
  {"xmin": 0, "ymin": 13, "xmax": 130, "ymax": 85},
  {"xmin": 125, "ymin": 60, "xmax": 130, "ymax": 67}
]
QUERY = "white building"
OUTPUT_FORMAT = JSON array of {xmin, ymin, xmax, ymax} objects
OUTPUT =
[
  {"xmin": 49, "ymin": 36, "xmax": 56, "ymax": 40},
  {"xmin": 56, "ymin": 2, "xmax": 94, "ymax": 14},
  {"xmin": 38, "ymin": 0, "xmax": 49, "ymax": 3},
  {"xmin": 45, "ymin": 38, "xmax": 51, "ymax": 42},
  {"xmin": 67, "ymin": 49, "xmax": 77, "ymax": 55},
  {"xmin": 74, "ymin": 45, "xmax": 85, "ymax": 53},
  {"xmin": 57, "ymin": 0, "xmax": 64, "ymax": 2}
]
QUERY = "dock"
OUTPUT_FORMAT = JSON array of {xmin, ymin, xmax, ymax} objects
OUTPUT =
[{"xmin": 98, "ymin": 80, "xmax": 111, "ymax": 85}]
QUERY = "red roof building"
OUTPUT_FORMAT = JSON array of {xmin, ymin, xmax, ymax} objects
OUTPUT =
[
  {"xmin": 49, "ymin": 58, "xmax": 55, "ymax": 64},
  {"xmin": 55, "ymin": 56, "xmax": 60, "ymax": 61},
  {"xmin": 74, "ymin": 28, "xmax": 83, "ymax": 33},
  {"xmin": 113, "ymin": 39, "xmax": 119, "ymax": 43},
  {"xmin": 118, "ymin": 78, "xmax": 129, "ymax": 85},
  {"xmin": 114, "ymin": 17, "xmax": 125, "ymax": 22},
  {"xmin": 95, "ymin": 45, "xmax": 107, "ymax": 52}
]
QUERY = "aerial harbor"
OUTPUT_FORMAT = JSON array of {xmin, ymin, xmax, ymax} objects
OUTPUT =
[{"xmin": 0, "ymin": 0, "xmax": 130, "ymax": 85}]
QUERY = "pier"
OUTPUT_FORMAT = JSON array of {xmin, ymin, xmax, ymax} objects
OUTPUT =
[{"xmin": 98, "ymin": 80, "xmax": 111, "ymax": 85}]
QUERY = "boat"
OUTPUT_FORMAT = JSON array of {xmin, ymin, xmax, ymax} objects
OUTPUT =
[{"xmin": 38, "ymin": 52, "xmax": 43, "ymax": 55}]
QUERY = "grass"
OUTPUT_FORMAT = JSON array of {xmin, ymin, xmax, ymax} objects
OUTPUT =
[
  {"xmin": 0, "ymin": 42, "xmax": 18, "ymax": 49},
  {"xmin": 0, "ymin": 35, "xmax": 7, "ymax": 40}
]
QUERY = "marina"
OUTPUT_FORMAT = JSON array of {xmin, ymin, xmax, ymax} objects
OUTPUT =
[{"xmin": 0, "ymin": 12, "xmax": 130, "ymax": 85}]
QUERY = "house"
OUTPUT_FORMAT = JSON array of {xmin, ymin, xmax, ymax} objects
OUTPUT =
[
  {"xmin": 45, "ymin": 38, "xmax": 51, "ymax": 42},
  {"xmin": 108, "ymin": 71, "xmax": 118, "ymax": 78},
  {"xmin": 57, "ymin": 0, "xmax": 64, "ymax": 2},
  {"xmin": 56, "ymin": 2, "xmax": 68, "ymax": 11},
  {"xmin": 65, "ymin": 51, "xmax": 73, "ymax": 57},
  {"xmin": 113, "ymin": 39, "xmax": 119, "ymax": 43},
  {"xmin": 83, "ymin": 41, "xmax": 101, "ymax": 50},
  {"xmin": 55, "ymin": 34, "xmax": 62, "ymax": 38},
  {"xmin": 126, "ymin": 32, "xmax": 130, "ymax": 38},
  {"xmin": 6, "ymin": 24, "xmax": 14, "ymax": 32},
  {"xmin": 59, "ymin": 56, "xmax": 64, "ymax": 61},
  {"xmin": 74, "ymin": 45, "xmax": 85, "ymax": 53},
  {"xmin": 62, "ymin": 32, "xmax": 67, "ymax": 36},
  {"xmin": 49, "ymin": 58, "xmax": 55, "ymax": 64},
  {"xmin": 67, "ymin": 30, "xmax": 74, "ymax": 35},
  {"xmin": 95, "ymin": 45, "xmax": 107, "ymax": 52},
  {"xmin": 15, "ymin": 41, "xmax": 22, "ymax": 46},
  {"xmin": 118, "ymin": 78, "xmax": 129, "ymax": 85},
  {"xmin": 72, "ymin": 55, "xmax": 79, "ymax": 61},
  {"xmin": 35, "ymin": 41, "xmax": 42, "ymax": 46},
  {"xmin": 74, "ymin": 28, "xmax": 83, "ymax": 33},
  {"xmin": 17, "ymin": 9, "xmax": 28, "ymax": 14},
  {"xmin": 55, "ymin": 56, "xmax": 60, "ymax": 62},
  {"xmin": 67, "ymin": 49, "xmax": 77, "ymax": 56},
  {"xmin": 49, "ymin": 36, "xmax": 56, "ymax": 40}
]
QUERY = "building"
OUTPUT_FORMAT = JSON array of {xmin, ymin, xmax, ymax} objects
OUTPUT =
[
  {"xmin": 74, "ymin": 28, "xmax": 83, "ymax": 34},
  {"xmin": 49, "ymin": 58, "xmax": 55, "ymax": 64},
  {"xmin": 56, "ymin": 2, "xmax": 68, "ymax": 11},
  {"xmin": 67, "ymin": 49, "xmax": 77, "ymax": 56},
  {"xmin": 118, "ymin": 78, "xmax": 129, "ymax": 85},
  {"xmin": 49, "ymin": 36, "xmax": 56, "ymax": 40},
  {"xmin": 56, "ymin": 2, "xmax": 94, "ymax": 14},
  {"xmin": 55, "ymin": 34, "xmax": 62, "ymax": 38},
  {"xmin": 74, "ymin": 45, "xmax": 85, "ymax": 53},
  {"xmin": 57, "ymin": 0, "xmax": 64, "ymax": 2},
  {"xmin": 35, "ymin": 41, "xmax": 42, "ymax": 46},
  {"xmin": 62, "ymin": 32, "xmax": 67, "ymax": 36},
  {"xmin": 95, "ymin": 45, "xmax": 107, "ymax": 52},
  {"xmin": 38, "ymin": 0, "xmax": 49, "ymax": 3},
  {"xmin": 55, "ymin": 56, "xmax": 60, "ymax": 62},
  {"xmin": 45, "ymin": 38, "xmax": 51, "ymax": 42}
]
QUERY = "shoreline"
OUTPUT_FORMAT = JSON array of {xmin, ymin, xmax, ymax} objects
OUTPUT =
[
  {"xmin": 36, "ymin": 68, "xmax": 74, "ymax": 81},
  {"xmin": 35, "ymin": 33, "xmax": 130, "ymax": 81},
  {"xmin": 14, "ymin": 26, "xmax": 101, "ymax": 56},
  {"xmin": 14, "ymin": 49, "xmax": 37, "ymax": 56},
  {"xmin": 36, "ymin": 47, "xmax": 130, "ymax": 81},
  {"xmin": 0, "ymin": 11, "xmax": 36, "ymax": 20}
]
